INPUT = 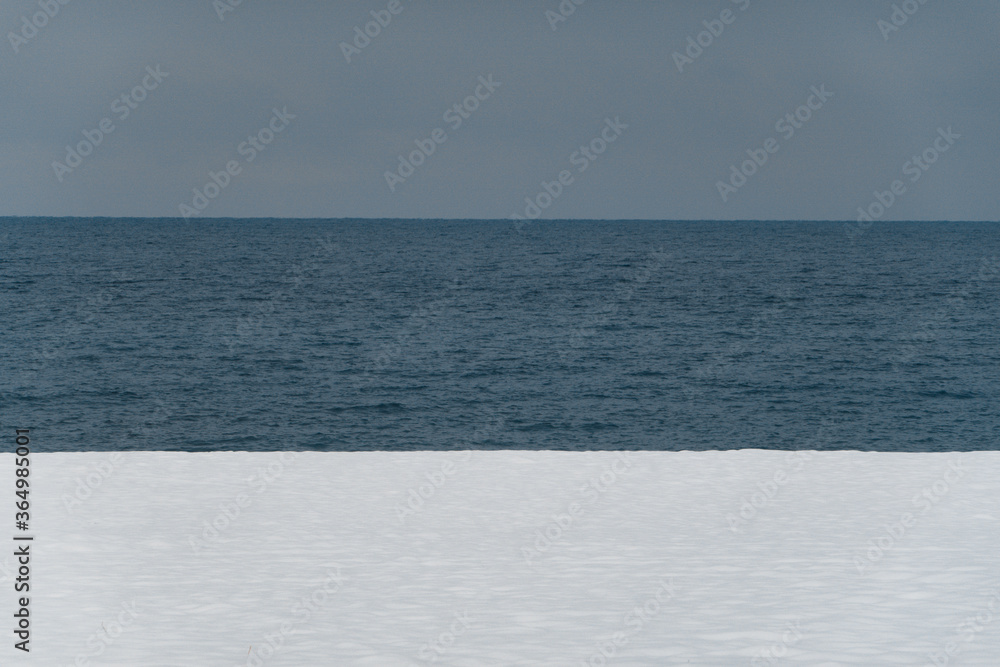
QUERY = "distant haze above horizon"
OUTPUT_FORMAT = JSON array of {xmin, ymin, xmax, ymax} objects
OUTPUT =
[{"xmin": 3, "ymin": 1, "xmax": 998, "ymax": 221}]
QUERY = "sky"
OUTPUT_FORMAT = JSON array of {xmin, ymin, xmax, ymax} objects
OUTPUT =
[{"xmin": 1, "ymin": 0, "xmax": 997, "ymax": 220}]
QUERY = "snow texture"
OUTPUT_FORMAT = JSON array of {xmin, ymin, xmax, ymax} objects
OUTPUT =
[{"xmin": 6, "ymin": 451, "xmax": 1000, "ymax": 666}]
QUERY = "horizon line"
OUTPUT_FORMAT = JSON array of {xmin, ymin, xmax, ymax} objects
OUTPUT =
[{"xmin": 2, "ymin": 217, "xmax": 998, "ymax": 223}]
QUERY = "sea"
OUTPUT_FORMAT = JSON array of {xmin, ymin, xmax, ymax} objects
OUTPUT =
[{"xmin": 2, "ymin": 218, "xmax": 998, "ymax": 452}]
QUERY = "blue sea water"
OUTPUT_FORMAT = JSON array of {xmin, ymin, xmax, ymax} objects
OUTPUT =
[{"xmin": 1, "ymin": 219, "xmax": 998, "ymax": 452}]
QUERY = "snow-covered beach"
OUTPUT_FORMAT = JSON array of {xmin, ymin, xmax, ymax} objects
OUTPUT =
[{"xmin": 10, "ymin": 450, "xmax": 1000, "ymax": 665}]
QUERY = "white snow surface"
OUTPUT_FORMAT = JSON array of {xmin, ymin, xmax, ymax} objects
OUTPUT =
[{"xmin": 6, "ymin": 450, "xmax": 1000, "ymax": 666}]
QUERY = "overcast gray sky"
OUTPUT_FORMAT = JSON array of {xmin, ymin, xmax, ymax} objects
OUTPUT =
[{"xmin": 2, "ymin": 0, "xmax": 997, "ymax": 220}]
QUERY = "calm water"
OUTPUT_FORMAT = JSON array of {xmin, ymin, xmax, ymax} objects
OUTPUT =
[{"xmin": 2, "ymin": 219, "xmax": 998, "ymax": 452}]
